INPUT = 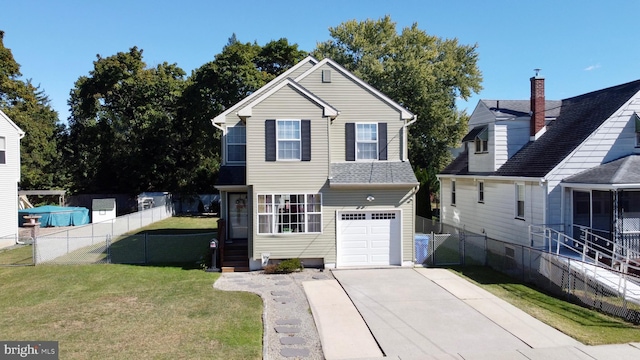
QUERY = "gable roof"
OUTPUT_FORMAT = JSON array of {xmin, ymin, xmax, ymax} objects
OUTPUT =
[
  {"xmin": 0, "ymin": 109, "xmax": 25, "ymax": 137},
  {"xmin": 496, "ymin": 79, "xmax": 640, "ymax": 177},
  {"xmin": 212, "ymin": 56, "xmax": 319, "ymax": 124},
  {"xmin": 295, "ymin": 58, "xmax": 415, "ymax": 120},
  {"xmin": 443, "ymin": 79, "xmax": 640, "ymax": 177},
  {"xmin": 562, "ymin": 155, "xmax": 640, "ymax": 186},
  {"xmin": 236, "ymin": 78, "xmax": 339, "ymax": 118}
]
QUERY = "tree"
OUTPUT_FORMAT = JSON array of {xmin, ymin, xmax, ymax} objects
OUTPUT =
[
  {"xmin": 65, "ymin": 47, "xmax": 187, "ymax": 194},
  {"xmin": 0, "ymin": 30, "xmax": 63, "ymax": 190},
  {"xmin": 179, "ymin": 36, "xmax": 306, "ymax": 191},
  {"xmin": 313, "ymin": 16, "xmax": 482, "ymax": 215}
]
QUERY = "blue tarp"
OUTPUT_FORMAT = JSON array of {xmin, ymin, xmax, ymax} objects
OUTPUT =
[{"xmin": 19, "ymin": 206, "xmax": 90, "ymax": 227}]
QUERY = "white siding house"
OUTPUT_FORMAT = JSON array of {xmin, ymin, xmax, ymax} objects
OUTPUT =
[
  {"xmin": 0, "ymin": 110, "xmax": 25, "ymax": 248},
  {"xmin": 438, "ymin": 77, "xmax": 640, "ymax": 251}
]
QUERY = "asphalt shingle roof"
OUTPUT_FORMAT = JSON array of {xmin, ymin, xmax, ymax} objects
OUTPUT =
[
  {"xmin": 481, "ymin": 100, "xmax": 562, "ymax": 118},
  {"xmin": 562, "ymin": 155, "xmax": 640, "ymax": 184},
  {"xmin": 443, "ymin": 79, "xmax": 640, "ymax": 177},
  {"xmin": 331, "ymin": 161, "xmax": 418, "ymax": 185},
  {"xmin": 497, "ymin": 79, "xmax": 640, "ymax": 177}
]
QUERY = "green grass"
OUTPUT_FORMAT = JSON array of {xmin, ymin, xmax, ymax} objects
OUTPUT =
[
  {"xmin": 449, "ymin": 266, "xmax": 640, "ymax": 345},
  {"xmin": 0, "ymin": 216, "xmax": 263, "ymax": 359},
  {"xmin": 0, "ymin": 245, "xmax": 34, "ymax": 265}
]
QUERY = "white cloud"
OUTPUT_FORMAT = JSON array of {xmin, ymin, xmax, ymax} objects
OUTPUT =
[{"xmin": 584, "ymin": 64, "xmax": 601, "ymax": 71}]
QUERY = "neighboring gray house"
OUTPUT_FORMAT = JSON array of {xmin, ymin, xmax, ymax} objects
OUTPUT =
[
  {"xmin": 0, "ymin": 110, "xmax": 25, "ymax": 248},
  {"xmin": 438, "ymin": 76, "xmax": 640, "ymax": 253},
  {"xmin": 212, "ymin": 56, "xmax": 419, "ymax": 271}
]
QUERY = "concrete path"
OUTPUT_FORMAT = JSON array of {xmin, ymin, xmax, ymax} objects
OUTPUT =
[{"xmin": 309, "ymin": 267, "xmax": 640, "ymax": 360}]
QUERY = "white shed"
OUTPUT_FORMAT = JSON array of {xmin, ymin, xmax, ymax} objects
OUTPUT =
[{"xmin": 92, "ymin": 198, "xmax": 116, "ymax": 223}]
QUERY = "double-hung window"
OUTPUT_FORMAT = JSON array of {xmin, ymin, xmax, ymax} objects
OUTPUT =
[
  {"xmin": 515, "ymin": 183, "xmax": 525, "ymax": 219},
  {"xmin": 226, "ymin": 126, "xmax": 246, "ymax": 163},
  {"xmin": 277, "ymin": 120, "xmax": 301, "ymax": 160},
  {"xmin": 356, "ymin": 123, "xmax": 378, "ymax": 160},
  {"xmin": 474, "ymin": 127, "xmax": 488, "ymax": 153},
  {"xmin": 477, "ymin": 181, "xmax": 484, "ymax": 203},
  {"xmin": 0, "ymin": 136, "xmax": 5, "ymax": 164},
  {"xmin": 257, "ymin": 193, "xmax": 322, "ymax": 234}
]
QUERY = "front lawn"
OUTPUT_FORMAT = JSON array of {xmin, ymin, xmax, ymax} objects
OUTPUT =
[
  {"xmin": 450, "ymin": 266, "xmax": 640, "ymax": 345},
  {"xmin": 0, "ymin": 216, "xmax": 263, "ymax": 359}
]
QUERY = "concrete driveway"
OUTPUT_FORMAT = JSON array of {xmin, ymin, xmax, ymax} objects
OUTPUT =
[{"xmin": 317, "ymin": 268, "xmax": 640, "ymax": 360}]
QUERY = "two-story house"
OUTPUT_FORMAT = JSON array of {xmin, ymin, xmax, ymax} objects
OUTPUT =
[
  {"xmin": 212, "ymin": 56, "xmax": 419, "ymax": 271},
  {"xmin": 438, "ymin": 76, "xmax": 640, "ymax": 253},
  {"xmin": 0, "ymin": 109, "xmax": 25, "ymax": 249}
]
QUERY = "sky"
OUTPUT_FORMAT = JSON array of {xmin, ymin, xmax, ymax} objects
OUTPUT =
[{"xmin": 3, "ymin": 0, "xmax": 640, "ymax": 124}]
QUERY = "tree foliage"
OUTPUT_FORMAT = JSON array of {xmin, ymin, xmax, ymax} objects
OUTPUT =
[
  {"xmin": 0, "ymin": 30, "xmax": 63, "ymax": 190},
  {"xmin": 64, "ymin": 37, "xmax": 306, "ymax": 195},
  {"xmin": 313, "ymin": 16, "xmax": 483, "ymax": 188},
  {"xmin": 65, "ymin": 47, "xmax": 187, "ymax": 194}
]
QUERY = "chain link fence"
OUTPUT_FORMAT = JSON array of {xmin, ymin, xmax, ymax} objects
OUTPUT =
[
  {"xmin": 34, "ymin": 204, "xmax": 173, "ymax": 264},
  {"xmin": 418, "ymin": 218, "xmax": 640, "ymax": 324},
  {"xmin": 42, "ymin": 232, "xmax": 215, "ymax": 266}
]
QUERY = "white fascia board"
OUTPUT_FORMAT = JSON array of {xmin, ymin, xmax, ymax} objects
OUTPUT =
[
  {"xmin": 295, "ymin": 58, "xmax": 415, "ymax": 120},
  {"xmin": 436, "ymin": 174, "xmax": 546, "ymax": 183},
  {"xmin": 329, "ymin": 182, "xmax": 419, "ymax": 189},
  {"xmin": 211, "ymin": 55, "xmax": 319, "ymax": 124},
  {"xmin": 0, "ymin": 109, "xmax": 25, "ymax": 137},
  {"xmin": 237, "ymin": 78, "xmax": 339, "ymax": 118},
  {"xmin": 559, "ymin": 182, "xmax": 640, "ymax": 190}
]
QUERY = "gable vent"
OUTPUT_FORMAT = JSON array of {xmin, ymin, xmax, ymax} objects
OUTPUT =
[{"xmin": 322, "ymin": 69, "xmax": 332, "ymax": 83}]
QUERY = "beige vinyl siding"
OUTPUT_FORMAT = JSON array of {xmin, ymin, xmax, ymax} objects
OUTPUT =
[
  {"xmin": 251, "ymin": 187, "xmax": 415, "ymax": 264},
  {"xmin": 441, "ymin": 178, "xmax": 542, "ymax": 246},
  {"xmin": 0, "ymin": 115, "xmax": 21, "ymax": 243},
  {"xmin": 245, "ymin": 84, "xmax": 329, "ymax": 189},
  {"xmin": 297, "ymin": 64, "xmax": 405, "ymax": 161}
]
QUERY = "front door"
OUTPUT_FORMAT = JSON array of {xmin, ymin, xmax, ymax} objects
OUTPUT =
[{"xmin": 228, "ymin": 193, "xmax": 248, "ymax": 241}]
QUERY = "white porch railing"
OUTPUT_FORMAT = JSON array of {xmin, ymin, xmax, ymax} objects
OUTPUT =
[{"xmin": 530, "ymin": 224, "xmax": 640, "ymax": 277}]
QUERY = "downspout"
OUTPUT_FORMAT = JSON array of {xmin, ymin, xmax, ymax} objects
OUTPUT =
[
  {"xmin": 327, "ymin": 116, "xmax": 332, "ymax": 180},
  {"xmin": 403, "ymin": 116, "xmax": 417, "ymax": 161}
]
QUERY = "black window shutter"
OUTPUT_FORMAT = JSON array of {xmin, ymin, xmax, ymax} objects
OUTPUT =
[
  {"xmin": 265, "ymin": 120, "xmax": 276, "ymax": 161},
  {"xmin": 345, "ymin": 123, "xmax": 355, "ymax": 161},
  {"xmin": 301, "ymin": 120, "xmax": 311, "ymax": 161},
  {"xmin": 378, "ymin": 122, "xmax": 387, "ymax": 160}
]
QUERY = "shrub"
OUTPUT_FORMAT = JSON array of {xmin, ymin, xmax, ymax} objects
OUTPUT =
[{"xmin": 263, "ymin": 258, "xmax": 304, "ymax": 274}]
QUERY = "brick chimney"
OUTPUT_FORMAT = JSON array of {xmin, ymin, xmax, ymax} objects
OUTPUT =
[{"xmin": 530, "ymin": 71, "xmax": 545, "ymax": 138}]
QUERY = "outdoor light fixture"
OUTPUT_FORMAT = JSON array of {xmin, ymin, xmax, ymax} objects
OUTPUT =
[{"xmin": 366, "ymin": 195, "xmax": 375, "ymax": 202}]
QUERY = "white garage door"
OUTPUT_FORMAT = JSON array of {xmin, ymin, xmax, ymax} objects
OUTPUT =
[{"xmin": 338, "ymin": 211, "xmax": 401, "ymax": 267}]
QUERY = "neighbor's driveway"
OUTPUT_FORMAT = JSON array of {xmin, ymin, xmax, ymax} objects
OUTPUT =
[{"xmin": 332, "ymin": 268, "xmax": 586, "ymax": 359}]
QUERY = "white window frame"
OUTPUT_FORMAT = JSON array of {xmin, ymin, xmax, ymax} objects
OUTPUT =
[
  {"xmin": 477, "ymin": 181, "xmax": 484, "ymax": 203},
  {"xmin": 356, "ymin": 123, "xmax": 378, "ymax": 160},
  {"xmin": 0, "ymin": 136, "xmax": 6, "ymax": 165},
  {"xmin": 451, "ymin": 179, "xmax": 456, "ymax": 206},
  {"xmin": 515, "ymin": 183, "xmax": 525, "ymax": 219},
  {"xmin": 474, "ymin": 137, "xmax": 488, "ymax": 153},
  {"xmin": 257, "ymin": 193, "xmax": 322, "ymax": 234},
  {"xmin": 226, "ymin": 125, "xmax": 246, "ymax": 163},
  {"xmin": 277, "ymin": 119, "xmax": 301, "ymax": 161}
]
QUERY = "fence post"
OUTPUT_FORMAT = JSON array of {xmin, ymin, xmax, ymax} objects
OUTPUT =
[
  {"xmin": 143, "ymin": 233, "xmax": 147, "ymax": 264},
  {"xmin": 106, "ymin": 234, "xmax": 111, "ymax": 264}
]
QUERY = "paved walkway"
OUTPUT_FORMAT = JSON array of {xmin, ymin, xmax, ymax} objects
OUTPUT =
[{"xmin": 307, "ymin": 267, "xmax": 640, "ymax": 360}]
